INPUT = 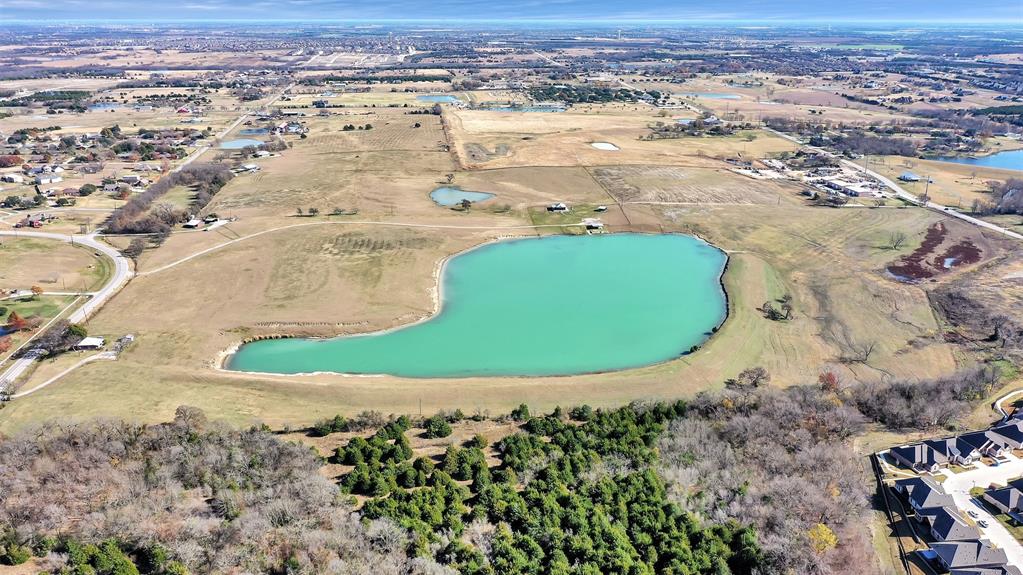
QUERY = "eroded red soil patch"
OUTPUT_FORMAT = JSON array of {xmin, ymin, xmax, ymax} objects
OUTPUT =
[{"xmin": 886, "ymin": 222, "xmax": 982, "ymax": 282}]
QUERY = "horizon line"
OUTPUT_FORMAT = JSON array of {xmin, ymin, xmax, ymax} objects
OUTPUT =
[{"xmin": 1, "ymin": 18, "xmax": 1019, "ymax": 26}]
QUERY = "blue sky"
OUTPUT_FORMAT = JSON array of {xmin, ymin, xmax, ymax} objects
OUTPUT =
[{"xmin": 0, "ymin": 0, "xmax": 1020, "ymax": 23}]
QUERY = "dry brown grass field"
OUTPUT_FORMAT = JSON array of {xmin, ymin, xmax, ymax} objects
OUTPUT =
[
  {"xmin": 0, "ymin": 237, "xmax": 108, "ymax": 292},
  {"xmin": 1, "ymin": 96, "xmax": 1016, "ymax": 434}
]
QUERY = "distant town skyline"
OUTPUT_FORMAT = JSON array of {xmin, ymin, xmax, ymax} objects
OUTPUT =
[{"xmin": 1, "ymin": 0, "xmax": 1020, "ymax": 24}]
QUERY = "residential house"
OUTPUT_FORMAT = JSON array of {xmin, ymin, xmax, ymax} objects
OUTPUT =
[
  {"xmin": 932, "ymin": 540, "xmax": 1009, "ymax": 571},
  {"xmin": 925, "ymin": 437, "xmax": 981, "ymax": 466},
  {"xmin": 894, "ymin": 476, "xmax": 932, "ymax": 496},
  {"xmin": 959, "ymin": 430, "xmax": 1009, "ymax": 459},
  {"xmin": 899, "ymin": 476, "xmax": 955, "ymax": 513},
  {"xmin": 983, "ymin": 479, "xmax": 1023, "ymax": 516},
  {"xmin": 890, "ymin": 443, "xmax": 948, "ymax": 472},
  {"xmin": 917, "ymin": 506, "xmax": 981, "ymax": 541},
  {"xmin": 0, "ymin": 174, "xmax": 24, "ymax": 183},
  {"xmin": 989, "ymin": 421, "xmax": 1023, "ymax": 449}
]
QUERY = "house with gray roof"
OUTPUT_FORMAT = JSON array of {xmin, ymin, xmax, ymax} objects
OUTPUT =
[
  {"xmin": 925, "ymin": 437, "xmax": 981, "ymax": 466},
  {"xmin": 890, "ymin": 443, "xmax": 948, "ymax": 473},
  {"xmin": 951, "ymin": 566, "xmax": 1023, "ymax": 575},
  {"xmin": 983, "ymin": 485, "xmax": 1023, "ymax": 516},
  {"xmin": 906, "ymin": 478, "xmax": 955, "ymax": 513},
  {"xmin": 894, "ymin": 476, "xmax": 931, "ymax": 496},
  {"xmin": 917, "ymin": 506, "xmax": 981, "ymax": 541},
  {"xmin": 960, "ymin": 430, "xmax": 1010, "ymax": 459},
  {"xmin": 932, "ymin": 540, "xmax": 1009, "ymax": 570},
  {"xmin": 989, "ymin": 421, "xmax": 1023, "ymax": 449}
]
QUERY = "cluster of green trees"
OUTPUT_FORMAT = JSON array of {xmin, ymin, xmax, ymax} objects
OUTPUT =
[
  {"xmin": 341, "ymin": 123, "xmax": 373, "ymax": 131},
  {"xmin": 1, "ymin": 530, "xmax": 188, "ymax": 575},
  {"xmin": 334, "ymin": 401, "xmax": 760, "ymax": 574}
]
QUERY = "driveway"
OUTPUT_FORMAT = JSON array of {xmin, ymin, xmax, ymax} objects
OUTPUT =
[{"xmin": 938, "ymin": 455, "xmax": 1023, "ymax": 567}]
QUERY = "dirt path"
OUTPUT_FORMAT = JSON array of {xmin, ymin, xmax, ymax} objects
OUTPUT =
[{"xmin": 136, "ymin": 220, "xmax": 584, "ymax": 276}]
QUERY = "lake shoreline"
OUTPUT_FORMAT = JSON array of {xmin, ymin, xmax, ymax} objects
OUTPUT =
[{"xmin": 219, "ymin": 231, "xmax": 730, "ymax": 379}]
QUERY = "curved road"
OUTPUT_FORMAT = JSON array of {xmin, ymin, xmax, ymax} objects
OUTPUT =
[{"xmin": 0, "ymin": 230, "xmax": 132, "ymax": 389}]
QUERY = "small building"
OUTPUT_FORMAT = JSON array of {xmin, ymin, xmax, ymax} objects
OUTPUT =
[
  {"xmin": 582, "ymin": 218, "xmax": 604, "ymax": 230},
  {"xmin": 900, "ymin": 171, "xmax": 922, "ymax": 182},
  {"xmin": 546, "ymin": 202, "xmax": 569, "ymax": 213},
  {"xmin": 0, "ymin": 174, "xmax": 24, "ymax": 183},
  {"xmin": 183, "ymin": 218, "xmax": 202, "ymax": 229},
  {"xmin": 35, "ymin": 175, "xmax": 63, "ymax": 185},
  {"xmin": 75, "ymin": 336, "xmax": 106, "ymax": 350}
]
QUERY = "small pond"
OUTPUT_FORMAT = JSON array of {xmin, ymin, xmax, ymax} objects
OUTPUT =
[
  {"xmin": 239, "ymin": 128, "xmax": 269, "ymax": 136},
  {"xmin": 417, "ymin": 95, "xmax": 461, "ymax": 103},
  {"xmin": 680, "ymin": 92, "xmax": 742, "ymax": 100},
  {"xmin": 220, "ymin": 138, "xmax": 265, "ymax": 150},
  {"xmin": 429, "ymin": 186, "xmax": 496, "ymax": 206}
]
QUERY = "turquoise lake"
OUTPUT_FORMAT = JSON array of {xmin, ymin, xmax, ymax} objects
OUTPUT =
[
  {"xmin": 430, "ymin": 186, "xmax": 496, "ymax": 206},
  {"xmin": 227, "ymin": 234, "xmax": 728, "ymax": 377},
  {"xmin": 932, "ymin": 149, "xmax": 1023, "ymax": 172}
]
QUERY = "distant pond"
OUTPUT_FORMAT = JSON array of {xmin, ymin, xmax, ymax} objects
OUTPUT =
[
  {"xmin": 417, "ymin": 95, "xmax": 461, "ymax": 103},
  {"xmin": 429, "ymin": 186, "xmax": 496, "ymax": 206},
  {"xmin": 680, "ymin": 92, "xmax": 742, "ymax": 100},
  {"xmin": 931, "ymin": 149, "xmax": 1023, "ymax": 172},
  {"xmin": 226, "ymin": 233, "xmax": 728, "ymax": 378},
  {"xmin": 220, "ymin": 138, "xmax": 264, "ymax": 149}
]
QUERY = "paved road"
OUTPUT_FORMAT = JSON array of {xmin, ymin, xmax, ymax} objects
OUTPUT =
[
  {"xmin": 939, "ymin": 456, "xmax": 1023, "ymax": 567},
  {"xmin": 765, "ymin": 128, "xmax": 1023, "ymax": 241},
  {"xmin": 0, "ymin": 230, "xmax": 132, "ymax": 389}
]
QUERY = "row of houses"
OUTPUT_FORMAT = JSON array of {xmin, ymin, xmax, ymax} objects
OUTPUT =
[
  {"xmin": 890, "ymin": 420, "xmax": 1023, "ymax": 473},
  {"xmin": 894, "ymin": 477, "xmax": 1020, "ymax": 574}
]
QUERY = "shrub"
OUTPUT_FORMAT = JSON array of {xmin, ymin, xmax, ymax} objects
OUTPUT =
[{"xmin": 423, "ymin": 415, "xmax": 452, "ymax": 438}]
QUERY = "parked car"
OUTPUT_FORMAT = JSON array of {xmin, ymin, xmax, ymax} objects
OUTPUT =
[
  {"xmin": 968, "ymin": 510, "xmax": 978, "ymax": 518},
  {"xmin": 979, "ymin": 520, "xmax": 989, "ymax": 528}
]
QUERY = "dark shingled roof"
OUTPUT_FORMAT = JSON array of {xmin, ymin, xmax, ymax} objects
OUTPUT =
[
  {"xmin": 918, "ymin": 506, "xmax": 981, "ymax": 541},
  {"xmin": 891, "ymin": 442, "xmax": 948, "ymax": 468},
  {"xmin": 933, "ymin": 540, "xmax": 1009, "ymax": 569}
]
